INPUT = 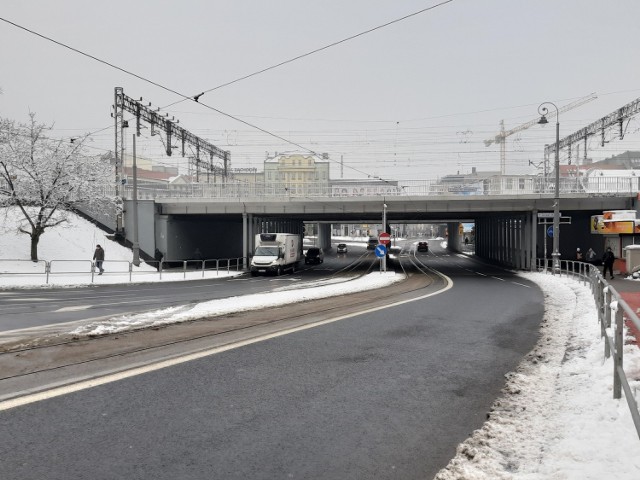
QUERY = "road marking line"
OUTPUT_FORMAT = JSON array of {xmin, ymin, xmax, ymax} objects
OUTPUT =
[
  {"xmin": 475, "ymin": 272, "xmax": 487, "ymax": 277},
  {"xmin": 4, "ymin": 298, "xmax": 50, "ymax": 302},
  {"xmin": 491, "ymin": 276, "xmax": 506, "ymax": 282},
  {"xmin": 0, "ymin": 274, "xmax": 453, "ymax": 412},
  {"xmin": 54, "ymin": 305, "xmax": 92, "ymax": 312},
  {"xmin": 511, "ymin": 281, "xmax": 532, "ymax": 288}
]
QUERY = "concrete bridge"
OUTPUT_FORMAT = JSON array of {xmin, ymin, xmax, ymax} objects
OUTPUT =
[{"xmin": 89, "ymin": 175, "xmax": 639, "ymax": 271}]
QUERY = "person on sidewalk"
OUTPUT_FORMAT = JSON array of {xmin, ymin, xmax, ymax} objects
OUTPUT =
[
  {"xmin": 154, "ymin": 248, "xmax": 164, "ymax": 271},
  {"xmin": 93, "ymin": 244, "xmax": 105, "ymax": 275},
  {"xmin": 586, "ymin": 247, "xmax": 597, "ymax": 264},
  {"xmin": 576, "ymin": 248, "xmax": 583, "ymax": 261},
  {"xmin": 602, "ymin": 247, "xmax": 615, "ymax": 279}
]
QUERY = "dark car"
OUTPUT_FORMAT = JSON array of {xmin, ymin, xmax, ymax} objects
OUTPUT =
[
  {"xmin": 366, "ymin": 236, "xmax": 379, "ymax": 250},
  {"xmin": 417, "ymin": 241, "xmax": 429, "ymax": 252},
  {"xmin": 305, "ymin": 247, "xmax": 324, "ymax": 264},
  {"xmin": 336, "ymin": 243, "xmax": 348, "ymax": 254}
]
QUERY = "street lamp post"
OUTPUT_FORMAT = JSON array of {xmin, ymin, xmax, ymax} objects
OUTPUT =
[
  {"xmin": 382, "ymin": 202, "xmax": 387, "ymax": 272},
  {"xmin": 538, "ymin": 102, "xmax": 560, "ymax": 274}
]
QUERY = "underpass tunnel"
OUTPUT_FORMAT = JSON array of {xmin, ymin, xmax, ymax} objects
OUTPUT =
[{"xmin": 475, "ymin": 212, "xmax": 535, "ymax": 270}]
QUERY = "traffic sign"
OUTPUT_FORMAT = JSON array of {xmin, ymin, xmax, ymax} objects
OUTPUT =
[
  {"xmin": 538, "ymin": 212, "xmax": 562, "ymax": 218},
  {"xmin": 375, "ymin": 244, "xmax": 387, "ymax": 258},
  {"xmin": 547, "ymin": 226, "xmax": 554, "ymax": 238},
  {"xmin": 379, "ymin": 232, "xmax": 391, "ymax": 245}
]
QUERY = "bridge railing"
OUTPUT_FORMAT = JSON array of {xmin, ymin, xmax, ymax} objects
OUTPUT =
[
  {"xmin": 120, "ymin": 175, "xmax": 640, "ymax": 200},
  {"xmin": 536, "ymin": 258, "xmax": 640, "ymax": 439}
]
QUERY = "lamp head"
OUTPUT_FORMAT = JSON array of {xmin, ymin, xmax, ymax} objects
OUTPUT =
[{"xmin": 538, "ymin": 115, "xmax": 549, "ymax": 125}]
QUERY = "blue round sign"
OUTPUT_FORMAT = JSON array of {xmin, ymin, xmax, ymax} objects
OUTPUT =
[
  {"xmin": 547, "ymin": 226, "xmax": 554, "ymax": 238},
  {"xmin": 375, "ymin": 244, "xmax": 387, "ymax": 258}
]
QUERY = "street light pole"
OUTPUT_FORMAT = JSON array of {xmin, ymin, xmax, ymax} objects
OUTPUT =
[
  {"xmin": 538, "ymin": 102, "xmax": 560, "ymax": 274},
  {"xmin": 382, "ymin": 202, "xmax": 387, "ymax": 272}
]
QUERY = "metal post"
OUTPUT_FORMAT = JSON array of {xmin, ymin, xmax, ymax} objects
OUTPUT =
[
  {"xmin": 132, "ymin": 134, "xmax": 140, "ymax": 267},
  {"xmin": 552, "ymin": 118, "xmax": 561, "ymax": 273},
  {"xmin": 538, "ymin": 102, "xmax": 561, "ymax": 274},
  {"xmin": 614, "ymin": 306, "xmax": 623, "ymax": 399},
  {"xmin": 114, "ymin": 87, "xmax": 124, "ymax": 237},
  {"xmin": 382, "ymin": 203, "xmax": 387, "ymax": 272}
]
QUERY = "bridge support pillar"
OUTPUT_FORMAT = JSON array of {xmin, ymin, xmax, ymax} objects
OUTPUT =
[{"xmin": 318, "ymin": 223, "xmax": 331, "ymax": 250}]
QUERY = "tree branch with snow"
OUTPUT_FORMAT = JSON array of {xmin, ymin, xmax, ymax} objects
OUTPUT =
[{"xmin": 0, "ymin": 113, "xmax": 114, "ymax": 261}]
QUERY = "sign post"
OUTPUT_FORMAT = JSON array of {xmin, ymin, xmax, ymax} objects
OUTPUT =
[{"xmin": 375, "ymin": 244, "xmax": 387, "ymax": 272}]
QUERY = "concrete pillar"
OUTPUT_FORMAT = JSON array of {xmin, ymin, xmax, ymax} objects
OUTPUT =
[
  {"xmin": 318, "ymin": 223, "xmax": 331, "ymax": 249},
  {"xmin": 242, "ymin": 212, "xmax": 251, "ymax": 268}
]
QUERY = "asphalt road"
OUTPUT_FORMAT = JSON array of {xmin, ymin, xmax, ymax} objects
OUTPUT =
[{"xmin": 0, "ymin": 241, "xmax": 544, "ymax": 479}]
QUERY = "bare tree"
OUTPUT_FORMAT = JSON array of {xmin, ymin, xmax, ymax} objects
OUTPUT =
[{"xmin": 0, "ymin": 113, "xmax": 114, "ymax": 261}]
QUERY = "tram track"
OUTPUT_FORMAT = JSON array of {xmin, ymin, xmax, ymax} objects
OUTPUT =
[{"xmin": 0, "ymin": 256, "xmax": 446, "ymax": 402}]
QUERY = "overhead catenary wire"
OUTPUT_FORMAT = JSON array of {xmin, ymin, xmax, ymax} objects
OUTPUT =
[{"xmin": 0, "ymin": 2, "xmax": 456, "ymax": 186}]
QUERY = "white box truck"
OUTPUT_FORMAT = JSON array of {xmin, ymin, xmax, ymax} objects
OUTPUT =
[{"xmin": 250, "ymin": 233, "xmax": 302, "ymax": 276}]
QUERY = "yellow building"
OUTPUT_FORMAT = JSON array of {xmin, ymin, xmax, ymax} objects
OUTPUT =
[{"xmin": 264, "ymin": 153, "xmax": 330, "ymax": 196}]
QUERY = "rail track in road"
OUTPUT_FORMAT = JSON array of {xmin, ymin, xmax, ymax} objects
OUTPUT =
[{"xmin": 0, "ymin": 255, "xmax": 447, "ymax": 401}]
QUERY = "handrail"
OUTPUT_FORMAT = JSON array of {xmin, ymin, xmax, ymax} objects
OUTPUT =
[
  {"xmin": 119, "ymin": 175, "xmax": 640, "ymax": 200},
  {"xmin": 536, "ymin": 258, "xmax": 640, "ymax": 439}
]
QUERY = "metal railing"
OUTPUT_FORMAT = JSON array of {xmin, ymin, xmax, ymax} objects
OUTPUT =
[
  {"xmin": 0, "ymin": 257, "xmax": 247, "ymax": 285},
  {"xmin": 116, "ymin": 175, "xmax": 640, "ymax": 200},
  {"xmin": 536, "ymin": 258, "xmax": 640, "ymax": 439}
]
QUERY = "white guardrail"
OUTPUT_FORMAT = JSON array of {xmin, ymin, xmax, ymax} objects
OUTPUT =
[
  {"xmin": 0, "ymin": 257, "xmax": 246, "ymax": 284},
  {"xmin": 536, "ymin": 258, "xmax": 640, "ymax": 440}
]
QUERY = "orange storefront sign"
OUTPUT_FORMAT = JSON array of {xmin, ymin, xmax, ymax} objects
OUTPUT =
[{"xmin": 591, "ymin": 215, "xmax": 640, "ymax": 234}]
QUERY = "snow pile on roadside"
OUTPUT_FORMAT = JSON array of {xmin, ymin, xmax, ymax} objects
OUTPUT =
[
  {"xmin": 434, "ymin": 272, "xmax": 640, "ymax": 480},
  {"xmin": 70, "ymin": 272, "xmax": 403, "ymax": 336}
]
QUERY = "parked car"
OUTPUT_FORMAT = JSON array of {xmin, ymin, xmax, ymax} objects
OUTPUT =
[
  {"xmin": 305, "ymin": 247, "xmax": 324, "ymax": 264},
  {"xmin": 417, "ymin": 241, "xmax": 429, "ymax": 252},
  {"xmin": 336, "ymin": 243, "xmax": 348, "ymax": 254}
]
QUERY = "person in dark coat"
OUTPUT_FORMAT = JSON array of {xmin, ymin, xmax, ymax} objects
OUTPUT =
[
  {"xmin": 154, "ymin": 248, "xmax": 164, "ymax": 271},
  {"xmin": 93, "ymin": 244, "xmax": 105, "ymax": 275},
  {"xmin": 602, "ymin": 247, "xmax": 615, "ymax": 279}
]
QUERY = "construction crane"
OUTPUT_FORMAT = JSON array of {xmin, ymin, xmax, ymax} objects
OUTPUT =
[{"xmin": 484, "ymin": 93, "xmax": 597, "ymax": 175}]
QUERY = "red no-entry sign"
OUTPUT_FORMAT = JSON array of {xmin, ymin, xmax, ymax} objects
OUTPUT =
[{"xmin": 379, "ymin": 232, "xmax": 391, "ymax": 245}]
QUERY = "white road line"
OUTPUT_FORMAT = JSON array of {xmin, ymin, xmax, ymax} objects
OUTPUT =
[
  {"xmin": 0, "ymin": 273, "xmax": 454, "ymax": 411},
  {"xmin": 511, "ymin": 281, "xmax": 532, "ymax": 288},
  {"xmin": 3, "ymin": 298, "xmax": 50, "ymax": 302},
  {"xmin": 475, "ymin": 272, "xmax": 488, "ymax": 277},
  {"xmin": 54, "ymin": 305, "xmax": 92, "ymax": 313},
  {"xmin": 491, "ymin": 276, "xmax": 506, "ymax": 282}
]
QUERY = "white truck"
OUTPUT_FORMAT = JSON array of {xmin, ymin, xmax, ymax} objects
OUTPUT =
[{"xmin": 250, "ymin": 233, "xmax": 302, "ymax": 276}]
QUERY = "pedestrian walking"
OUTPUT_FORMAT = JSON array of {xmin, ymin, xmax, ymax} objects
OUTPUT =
[
  {"xmin": 154, "ymin": 248, "xmax": 164, "ymax": 271},
  {"xmin": 586, "ymin": 248, "xmax": 597, "ymax": 264},
  {"xmin": 93, "ymin": 244, "xmax": 105, "ymax": 275},
  {"xmin": 602, "ymin": 247, "xmax": 615, "ymax": 279},
  {"xmin": 576, "ymin": 248, "xmax": 583, "ymax": 261}
]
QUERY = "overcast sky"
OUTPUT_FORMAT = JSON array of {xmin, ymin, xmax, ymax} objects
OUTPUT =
[{"xmin": 2, "ymin": 0, "xmax": 640, "ymax": 181}]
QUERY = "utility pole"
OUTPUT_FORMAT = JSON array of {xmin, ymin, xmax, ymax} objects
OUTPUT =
[
  {"xmin": 113, "ymin": 87, "xmax": 124, "ymax": 238},
  {"xmin": 131, "ymin": 134, "xmax": 140, "ymax": 266}
]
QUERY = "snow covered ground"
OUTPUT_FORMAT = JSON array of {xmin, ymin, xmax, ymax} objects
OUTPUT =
[{"xmin": 2, "ymin": 208, "xmax": 640, "ymax": 477}]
